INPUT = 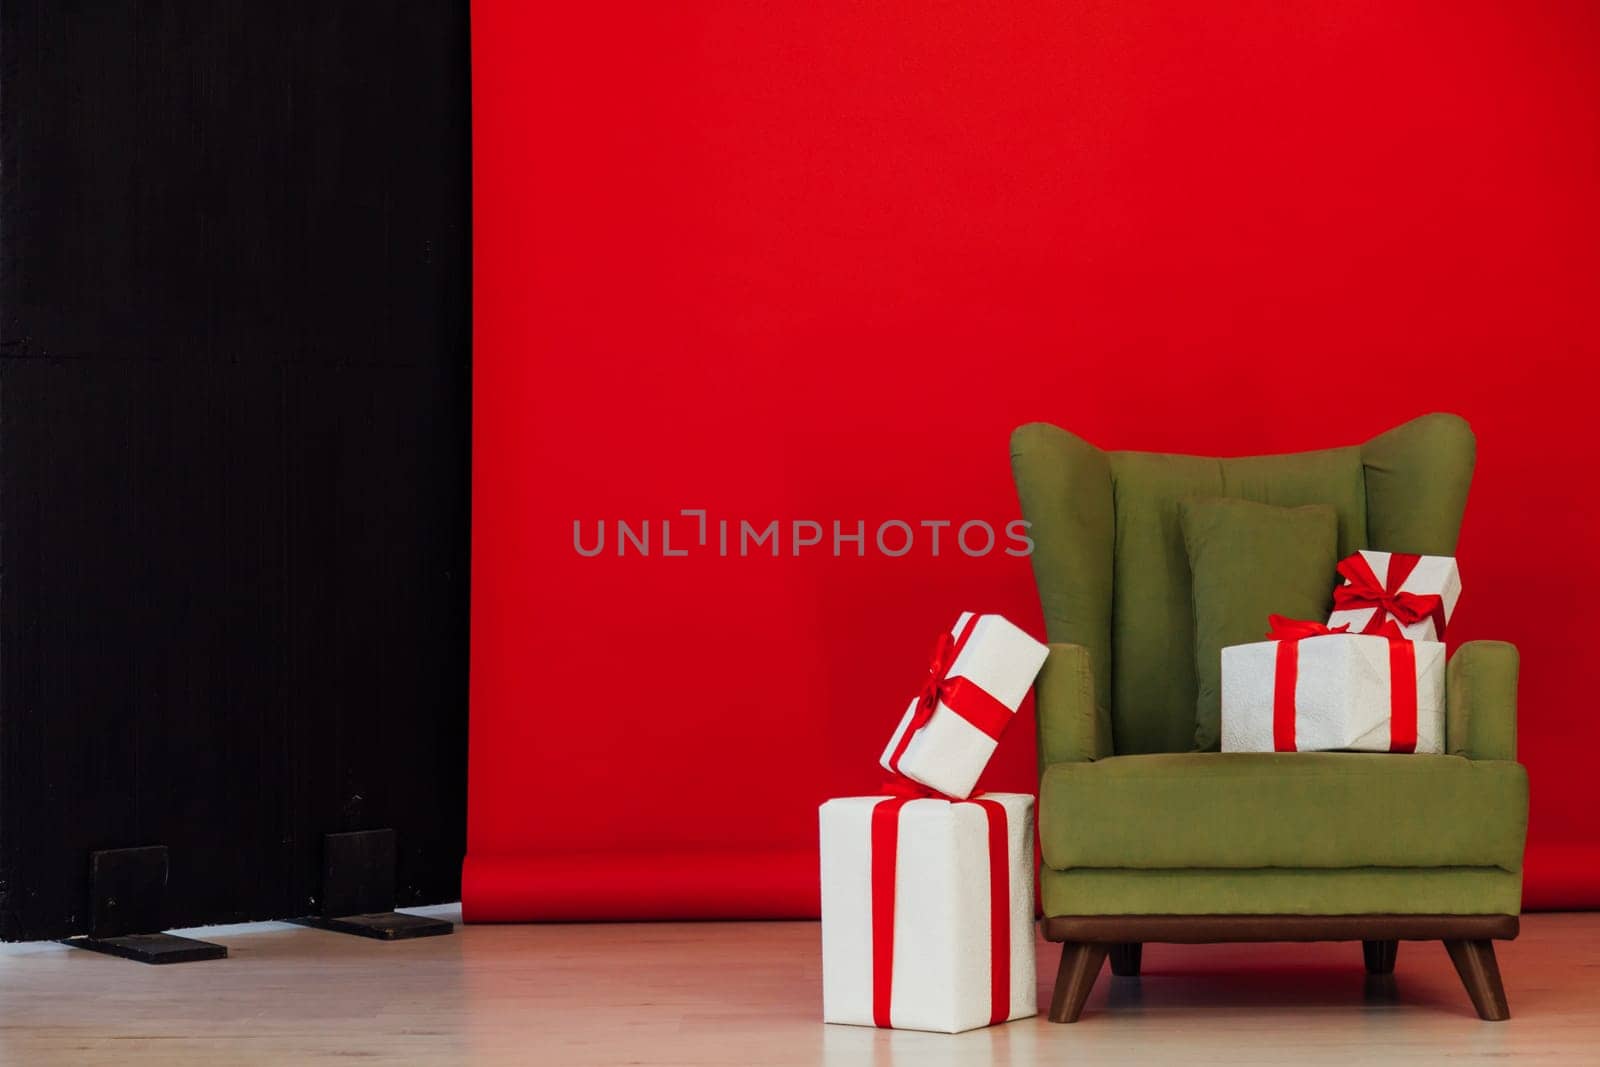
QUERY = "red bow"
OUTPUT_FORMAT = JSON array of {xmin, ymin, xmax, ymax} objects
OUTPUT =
[
  {"xmin": 1332, "ymin": 552, "xmax": 1448, "ymax": 638},
  {"xmin": 1266, "ymin": 615, "xmax": 1351, "ymax": 640},
  {"xmin": 904, "ymin": 628, "xmax": 962, "ymax": 737},
  {"xmin": 883, "ymin": 615, "xmax": 1016, "ymax": 784},
  {"xmin": 1267, "ymin": 614, "xmax": 1404, "ymax": 642}
]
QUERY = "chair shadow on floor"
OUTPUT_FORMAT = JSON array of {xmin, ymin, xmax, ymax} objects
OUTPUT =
[{"xmin": 1056, "ymin": 960, "xmax": 1470, "ymax": 1020}]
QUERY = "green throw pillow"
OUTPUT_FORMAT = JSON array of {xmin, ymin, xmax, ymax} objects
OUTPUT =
[{"xmin": 1180, "ymin": 496, "xmax": 1340, "ymax": 752}]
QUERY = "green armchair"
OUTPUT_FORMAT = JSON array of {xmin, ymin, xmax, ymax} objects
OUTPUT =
[{"xmin": 1010, "ymin": 413, "xmax": 1528, "ymax": 1022}]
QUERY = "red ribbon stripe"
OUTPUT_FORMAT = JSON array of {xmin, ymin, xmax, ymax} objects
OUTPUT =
[
  {"xmin": 868, "ymin": 796, "xmax": 1013, "ymax": 1029},
  {"xmin": 869, "ymin": 797, "xmax": 913, "ymax": 1029},
  {"xmin": 1265, "ymin": 615, "xmax": 1417, "ymax": 753},
  {"xmin": 1387, "ymin": 638, "xmax": 1418, "ymax": 753},
  {"xmin": 972, "ymin": 797, "xmax": 1011, "ymax": 1025}
]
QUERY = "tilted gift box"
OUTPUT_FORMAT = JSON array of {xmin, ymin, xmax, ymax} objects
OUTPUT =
[
  {"xmin": 1222, "ymin": 617, "xmax": 1445, "ymax": 754},
  {"xmin": 1327, "ymin": 550, "xmax": 1461, "ymax": 642},
  {"xmin": 820, "ymin": 792, "xmax": 1036, "ymax": 1033},
  {"xmin": 879, "ymin": 613, "xmax": 1048, "ymax": 800}
]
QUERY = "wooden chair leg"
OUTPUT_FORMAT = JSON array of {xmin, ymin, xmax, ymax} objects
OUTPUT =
[
  {"xmin": 1444, "ymin": 939, "xmax": 1510, "ymax": 1021},
  {"xmin": 1108, "ymin": 942, "xmax": 1142, "ymax": 977},
  {"xmin": 1362, "ymin": 939, "xmax": 1397, "ymax": 975},
  {"xmin": 1048, "ymin": 943, "xmax": 1108, "ymax": 1023}
]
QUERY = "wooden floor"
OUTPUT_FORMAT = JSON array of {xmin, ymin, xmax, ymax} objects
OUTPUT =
[{"xmin": 0, "ymin": 908, "xmax": 1597, "ymax": 1064}]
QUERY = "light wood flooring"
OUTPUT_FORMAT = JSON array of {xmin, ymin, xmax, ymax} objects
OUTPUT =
[{"xmin": 1, "ymin": 907, "xmax": 1597, "ymax": 1064}]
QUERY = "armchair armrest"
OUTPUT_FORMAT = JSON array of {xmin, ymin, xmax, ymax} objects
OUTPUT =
[
  {"xmin": 1446, "ymin": 640, "xmax": 1519, "ymax": 761},
  {"xmin": 1036, "ymin": 642, "xmax": 1113, "ymax": 767}
]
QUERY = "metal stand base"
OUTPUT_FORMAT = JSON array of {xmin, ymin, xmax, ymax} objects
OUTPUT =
[
  {"xmin": 292, "ymin": 911, "xmax": 453, "ymax": 941},
  {"xmin": 63, "ymin": 932, "xmax": 227, "ymax": 964},
  {"xmin": 63, "ymin": 845, "xmax": 229, "ymax": 964},
  {"xmin": 296, "ymin": 829, "xmax": 454, "ymax": 940}
]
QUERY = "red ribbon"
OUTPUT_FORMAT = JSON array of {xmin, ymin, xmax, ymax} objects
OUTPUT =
[
  {"xmin": 878, "ymin": 777, "xmax": 938, "ymax": 799},
  {"xmin": 1266, "ymin": 614, "xmax": 1417, "ymax": 753},
  {"xmin": 884, "ymin": 615, "xmax": 1017, "ymax": 779},
  {"xmin": 869, "ymin": 797, "xmax": 914, "ymax": 1028},
  {"xmin": 1333, "ymin": 552, "xmax": 1448, "ymax": 640},
  {"xmin": 1265, "ymin": 616, "xmax": 1351, "ymax": 641},
  {"xmin": 869, "ymin": 795, "xmax": 1012, "ymax": 1028}
]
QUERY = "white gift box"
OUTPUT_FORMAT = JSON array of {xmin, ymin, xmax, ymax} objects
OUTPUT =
[
  {"xmin": 820, "ymin": 792, "xmax": 1036, "ymax": 1033},
  {"xmin": 1222, "ymin": 631, "xmax": 1445, "ymax": 753},
  {"xmin": 879, "ymin": 613, "xmax": 1048, "ymax": 800},
  {"xmin": 1327, "ymin": 550, "xmax": 1461, "ymax": 642}
]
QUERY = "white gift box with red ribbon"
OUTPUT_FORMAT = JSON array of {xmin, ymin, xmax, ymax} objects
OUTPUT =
[
  {"xmin": 819, "ymin": 792, "xmax": 1036, "ymax": 1033},
  {"xmin": 879, "ymin": 613, "xmax": 1049, "ymax": 800},
  {"xmin": 1327, "ymin": 550, "xmax": 1461, "ymax": 643},
  {"xmin": 1221, "ymin": 617, "xmax": 1445, "ymax": 754}
]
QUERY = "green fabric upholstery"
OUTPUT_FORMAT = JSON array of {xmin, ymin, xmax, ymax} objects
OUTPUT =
[
  {"xmin": 1448, "ymin": 641, "xmax": 1519, "ymax": 761},
  {"xmin": 1107, "ymin": 447, "xmax": 1369, "ymax": 754},
  {"xmin": 1036, "ymin": 643, "xmax": 1113, "ymax": 768},
  {"xmin": 1011, "ymin": 413, "xmax": 1473, "ymax": 756},
  {"xmin": 1010, "ymin": 414, "xmax": 1526, "ymax": 921},
  {"xmin": 1040, "ymin": 752, "xmax": 1528, "ymax": 872},
  {"xmin": 1361, "ymin": 413, "xmax": 1475, "ymax": 555},
  {"xmin": 1009, "ymin": 424, "xmax": 1115, "ymax": 732},
  {"xmin": 1041, "ymin": 867, "xmax": 1524, "ymax": 917},
  {"xmin": 1179, "ymin": 497, "xmax": 1340, "ymax": 751}
]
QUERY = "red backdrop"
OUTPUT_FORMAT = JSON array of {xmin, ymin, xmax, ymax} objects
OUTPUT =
[{"xmin": 467, "ymin": 0, "xmax": 1600, "ymax": 918}]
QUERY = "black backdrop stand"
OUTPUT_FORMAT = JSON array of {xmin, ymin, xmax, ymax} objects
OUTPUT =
[
  {"xmin": 0, "ymin": 3, "xmax": 469, "ymax": 942},
  {"xmin": 60, "ymin": 847, "xmax": 227, "ymax": 964},
  {"xmin": 292, "ymin": 830, "xmax": 452, "ymax": 941}
]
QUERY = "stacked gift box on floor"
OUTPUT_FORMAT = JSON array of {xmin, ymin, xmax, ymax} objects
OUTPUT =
[
  {"xmin": 821, "ymin": 612, "xmax": 1048, "ymax": 1034},
  {"xmin": 1222, "ymin": 552, "xmax": 1460, "ymax": 753}
]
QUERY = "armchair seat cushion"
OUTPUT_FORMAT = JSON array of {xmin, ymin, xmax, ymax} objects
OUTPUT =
[{"xmin": 1040, "ymin": 752, "xmax": 1528, "ymax": 873}]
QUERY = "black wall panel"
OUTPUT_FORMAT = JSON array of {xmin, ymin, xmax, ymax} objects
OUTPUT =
[{"xmin": 0, "ymin": 2, "xmax": 470, "ymax": 939}]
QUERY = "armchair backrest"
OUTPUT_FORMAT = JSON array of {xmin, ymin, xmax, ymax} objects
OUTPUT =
[{"xmin": 1010, "ymin": 414, "xmax": 1474, "ymax": 755}]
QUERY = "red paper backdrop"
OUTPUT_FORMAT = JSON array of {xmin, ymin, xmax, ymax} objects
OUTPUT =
[{"xmin": 467, "ymin": 0, "xmax": 1600, "ymax": 918}]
